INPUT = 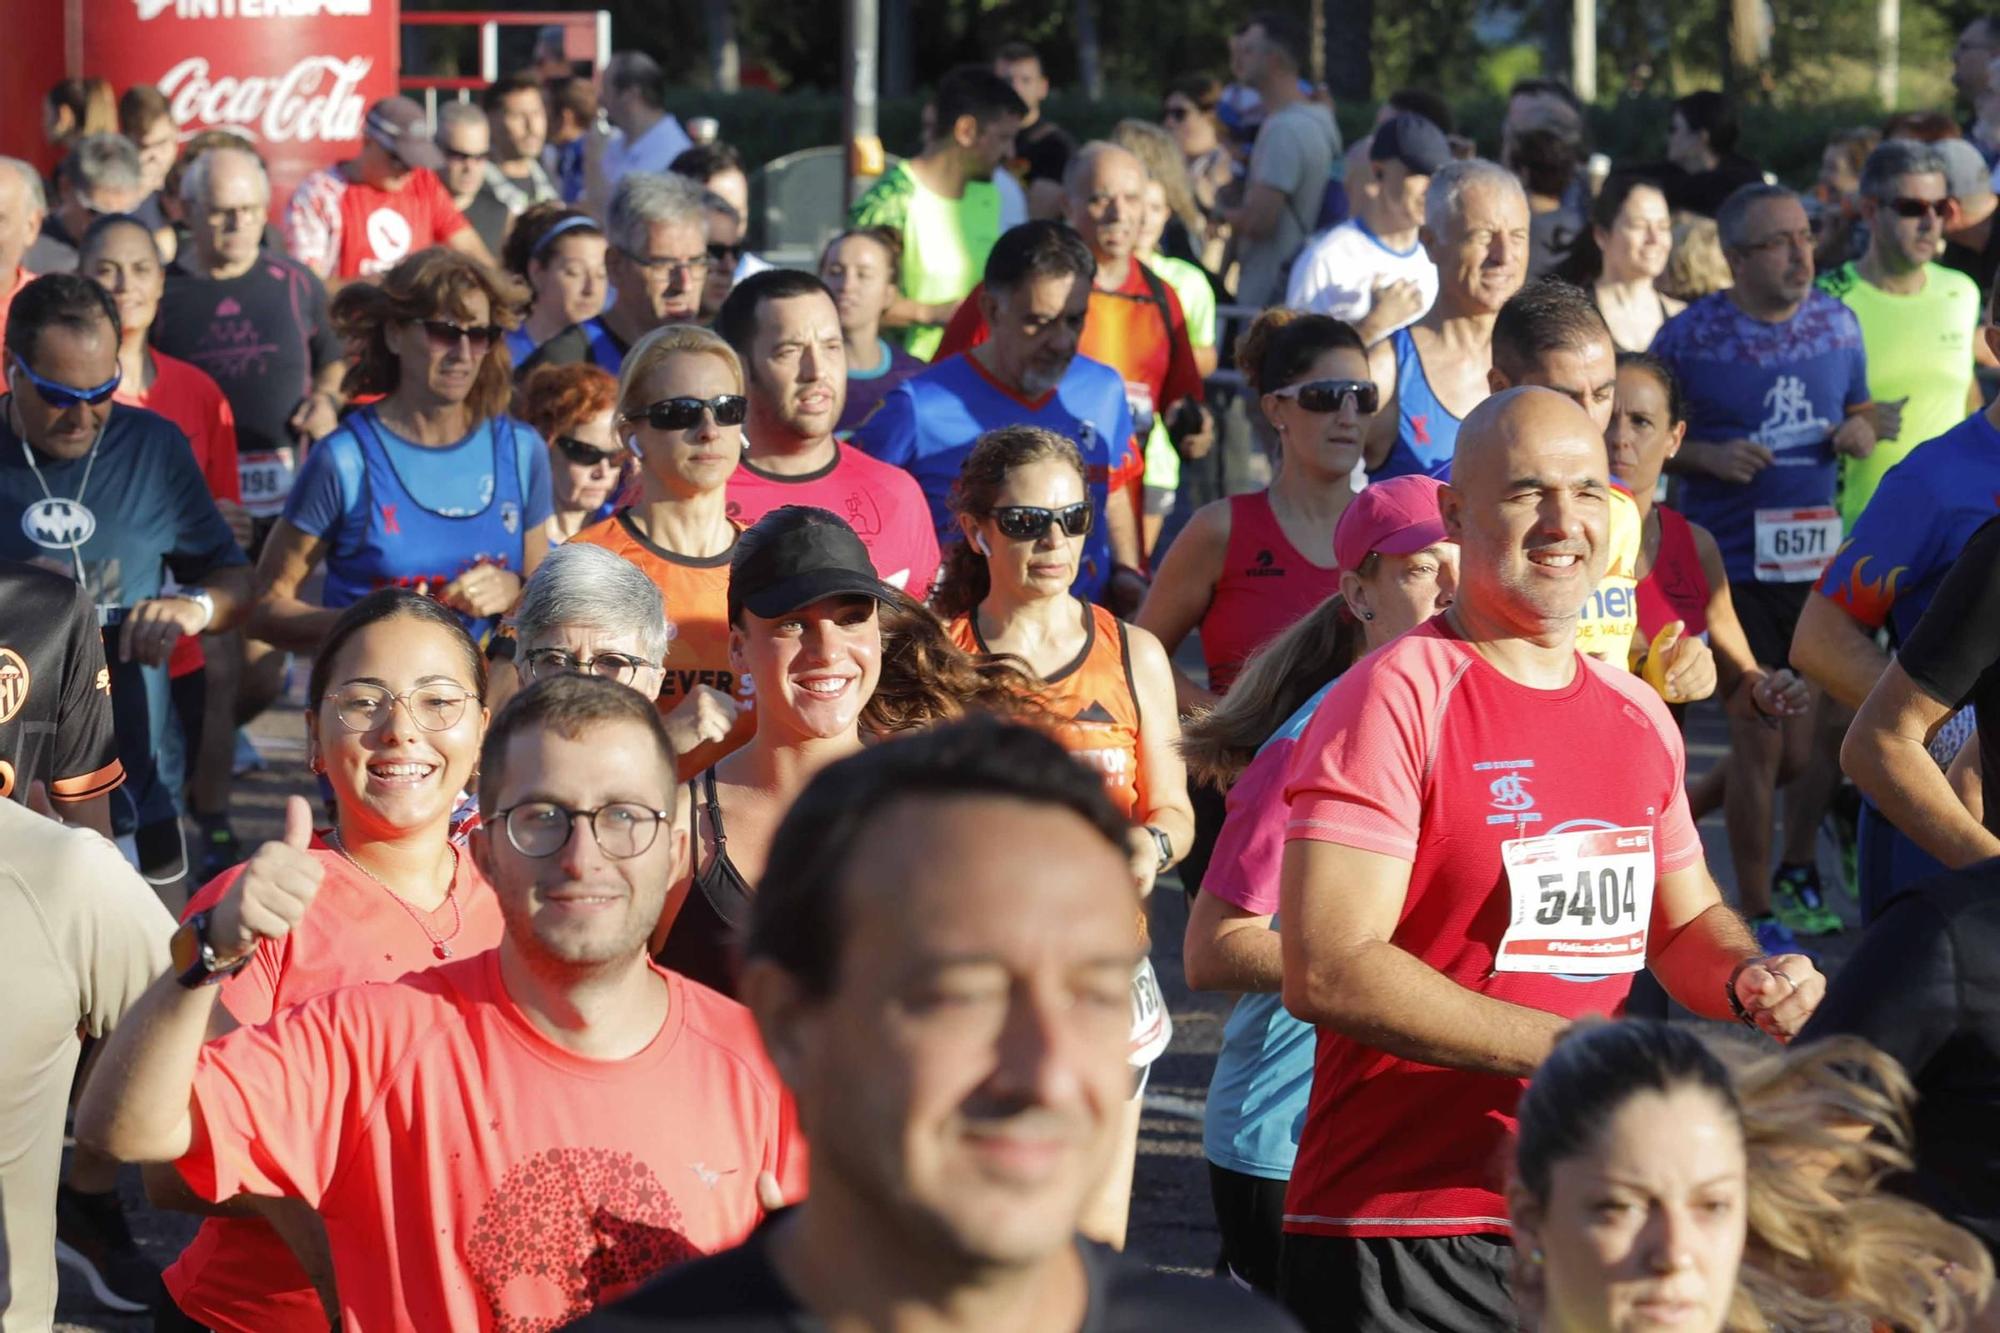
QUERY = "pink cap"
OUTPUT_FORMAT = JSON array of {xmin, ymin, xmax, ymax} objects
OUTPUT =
[{"xmin": 1334, "ymin": 475, "xmax": 1450, "ymax": 571}]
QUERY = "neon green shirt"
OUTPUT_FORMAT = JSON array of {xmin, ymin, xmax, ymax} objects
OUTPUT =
[
  {"xmin": 850, "ymin": 162, "xmax": 1005, "ymax": 362},
  {"xmin": 1140, "ymin": 253, "xmax": 1216, "ymax": 492},
  {"xmin": 1818, "ymin": 260, "xmax": 1980, "ymax": 528}
]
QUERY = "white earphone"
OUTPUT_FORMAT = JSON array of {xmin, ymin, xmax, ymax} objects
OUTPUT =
[{"xmin": 974, "ymin": 533, "xmax": 990, "ymax": 556}]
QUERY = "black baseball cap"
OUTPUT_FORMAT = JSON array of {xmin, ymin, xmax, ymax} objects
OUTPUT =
[
  {"xmin": 730, "ymin": 507, "xmax": 890, "ymax": 621},
  {"xmin": 1370, "ymin": 113, "xmax": 1451, "ymax": 177}
]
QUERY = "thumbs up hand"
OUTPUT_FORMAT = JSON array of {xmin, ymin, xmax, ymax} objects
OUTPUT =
[
  {"xmin": 1640, "ymin": 621, "xmax": 1716, "ymax": 705},
  {"xmin": 206, "ymin": 796, "xmax": 326, "ymax": 965}
]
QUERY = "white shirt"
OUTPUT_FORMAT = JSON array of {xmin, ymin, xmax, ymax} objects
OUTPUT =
[
  {"xmin": 603, "ymin": 112, "xmax": 695, "ymax": 188},
  {"xmin": 1285, "ymin": 217, "xmax": 1438, "ymax": 333},
  {"xmin": 994, "ymin": 169, "xmax": 1028, "ymax": 229}
]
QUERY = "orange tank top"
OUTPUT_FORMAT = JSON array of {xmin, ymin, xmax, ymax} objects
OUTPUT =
[
  {"xmin": 570, "ymin": 510, "xmax": 756, "ymax": 777},
  {"xmin": 948, "ymin": 602, "xmax": 1143, "ymax": 818}
]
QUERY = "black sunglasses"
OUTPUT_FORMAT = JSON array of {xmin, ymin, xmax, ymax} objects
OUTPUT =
[
  {"xmin": 554, "ymin": 435, "xmax": 624, "ymax": 467},
  {"xmin": 1163, "ymin": 104, "xmax": 1193, "ymax": 122},
  {"xmin": 993, "ymin": 503, "xmax": 1094, "ymax": 542},
  {"xmin": 706, "ymin": 241, "xmax": 741, "ymax": 264},
  {"xmin": 1270, "ymin": 378, "xmax": 1380, "ymax": 415},
  {"xmin": 625, "ymin": 395, "xmax": 748, "ymax": 431},
  {"xmin": 421, "ymin": 319, "xmax": 502, "ymax": 353},
  {"xmin": 1887, "ymin": 196, "xmax": 1948, "ymax": 219}
]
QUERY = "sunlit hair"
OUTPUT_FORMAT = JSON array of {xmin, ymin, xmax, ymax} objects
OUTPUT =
[
  {"xmin": 866, "ymin": 589, "xmax": 1051, "ymax": 736},
  {"xmin": 932, "ymin": 425, "xmax": 1087, "ymax": 621},
  {"xmin": 1661, "ymin": 216, "xmax": 1731, "ymax": 302},
  {"xmin": 615, "ymin": 323, "xmax": 743, "ymax": 420},
  {"xmin": 501, "ymin": 202, "xmax": 602, "ymax": 281},
  {"xmin": 330, "ymin": 247, "xmax": 527, "ymax": 423},
  {"xmin": 517, "ymin": 362, "xmax": 618, "ymax": 444},
  {"xmin": 512, "ymin": 541, "xmax": 672, "ymax": 668},
  {"xmin": 1236, "ymin": 307, "xmax": 1365, "ymax": 397},
  {"xmin": 818, "ymin": 224, "xmax": 902, "ymax": 274},
  {"xmin": 45, "ymin": 78, "xmax": 116, "ymax": 140},
  {"xmin": 1111, "ymin": 117, "xmax": 1205, "ymax": 245}
]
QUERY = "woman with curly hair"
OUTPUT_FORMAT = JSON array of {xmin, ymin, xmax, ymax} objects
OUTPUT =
[
  {"xmin": 250, "ymin": 247, "xmax": 545, "ymax": 651},
  {"xmin": 514, "ymin": 362, "xmax": 624, "ymax": 545}
]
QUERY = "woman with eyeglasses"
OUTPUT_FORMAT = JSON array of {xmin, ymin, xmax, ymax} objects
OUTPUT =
[
  {"xmin": 500, "ymin": 205, "xmax": 608, "ymax": 365},
  {"xmin": 569, "ymin": 325, "xmax": 758, "ymax": 777},
  {"xmin": 250, "ymin": 248, "xmax": 549, "ymax": 654},
  {"xmin": 1135, "ymin": 311, "xmax": 1359, "ymax": 894},
  {"xmin": 1161, "ymin": 74, "xmax": 1234, "ymax": 269},
  {"xmin": 158, "ymin": 587, "xmax": 502, "ymax": 1333},
  {"xmin": 516, "ymin": 363, "xmax": 625, "ymax": 545}
]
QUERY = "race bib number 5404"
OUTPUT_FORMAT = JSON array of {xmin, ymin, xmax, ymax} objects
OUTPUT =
[{"xmin": 1496, "ymin": 827, "xmax": 1656, "ymax": 974}]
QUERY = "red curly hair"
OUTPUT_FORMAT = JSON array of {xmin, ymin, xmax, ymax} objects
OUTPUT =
[{"xmin": 516, "ymin": 363, "xmax": 619, "ymax": 441}]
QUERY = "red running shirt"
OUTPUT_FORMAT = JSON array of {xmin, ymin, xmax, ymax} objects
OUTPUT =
[
  {"xmin": 725, "ymin": 444, "xmax": 941, "ymax": 601},
  {"xmin": 949, "ymin": 602, "xmax": 1144, "ymax": 818},
  {"xmin": 176, "ymin": 949, "xmax": 804, "ymax": 1333},
  {"xmin": 167, "ymin": 837, "xmax": 505, "ymax": 1333},
  {"xmin": 1279, "ymin": 620, "xmax": 1701, "ymax": 1239},
  {"xmin": 1199, "ymin": 492, "xmax": 1343, "ymax": 695},
  {"xmin": 1636, "ymin": 506, "xmax": 1712, "ymax": 645},
  {"xmin": 284, "ymin": 166, "xmax": 471, "ymax": 281}
]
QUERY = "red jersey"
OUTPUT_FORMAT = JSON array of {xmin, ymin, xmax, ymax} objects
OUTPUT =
[
  {"xmin": 0, "ymin": 267, "xmax": 29, "ymax": 354},
  {"xmin": 1200, "ymin": 492, "xmax": 1343, "ymax": 695},
  {"xmin": 176, "ymin": 949, "xmax": 803, "ymax": 1333},
  {"xmin": 948, "ymin": 602, "xmax": 1144, "ymax": 817},
  {"xmin": 725, "ymin": 444, "xmax": 941, "ymax": 601},
  {"xmin": 570, "ymin": 512, "xmax": 755, "ymax": 778},
  {"xmin": 1279, "ymin": 620, "xmax": 1701, "ymax": 1239},
  {"xmin": 168, "ymin": 837, "xmax": 505, "ymax": 1333},
  {"xmin": 937, "ymin": 262, "xmax": 1206, "ymax": 431},
  {"xmin": 1636, "ymin": 506, "xmax": 1712, "ymax": 645},
  {"xmin": 284, "ymin": 165, "xmax": 471, "ymax": 281},
  {"xmin": 116, "ymin": 352, "xmax": 242, "ymax": 680}
]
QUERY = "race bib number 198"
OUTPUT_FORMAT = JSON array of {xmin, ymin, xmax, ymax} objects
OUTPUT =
[
  {"xmin": 238, "ymin": 448, "xmax": 299, "ymax": 520},
  {"xmin": 1496, "ymin": 827, "xmax": 1656, "ymax": 974}
]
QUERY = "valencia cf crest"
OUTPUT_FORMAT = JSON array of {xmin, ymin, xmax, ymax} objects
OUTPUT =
[
  {"xmin": 22, "ymin": 498, "xmax": 95, "ymax": 549},
  {"xmin": 501, "ymin": 502, "xmax": 520, "ymax": 535},
  {"xmin": 0, "ymin": 647, "xmax": 27, "ymax": 724}
]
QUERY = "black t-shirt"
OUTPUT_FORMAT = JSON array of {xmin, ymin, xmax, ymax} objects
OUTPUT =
[
  {"xmin": 572, "ymin": 1217, "xmax": 1302, "ymax": 1331},
  {"xmin": 518, "ymin": 316, "xmax": 630, "ymax": 378},
  {"xmin": 0, "ymin": 560, "xmax": 121, "ymax": 808},
  {"xmin": 1898, "ymin": 512, "xmax": 2000, "ymax": 838},
  {"xmin": 1944, "ymin": 220, "xmax": 2000, "ymax": 323},
  {"xmin": 461, "ymin": 184, "xmax": 511, "ymax": 261},
  {"xmin": 1014, "ymin": 118, "xmax": 1077, "ymax": 186},
  {"xmin": 1640, "ymin": 155, "xmax": 1767, "ymax": 218},
  {"xmin": 155, "ymin": 252, "xmax": 343, "ymax": 507},
  {"xmin": 1800, "ymin": 863, "xmax": 2000, "ymax": 1258}
]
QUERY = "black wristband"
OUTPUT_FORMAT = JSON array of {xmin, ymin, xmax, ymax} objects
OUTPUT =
[{"xmin": 1725, "ymin": 956, "xmax": 1759, "ymax": 1027}]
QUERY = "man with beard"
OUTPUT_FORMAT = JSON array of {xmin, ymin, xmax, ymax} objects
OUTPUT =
[
  {"xmin": 1364, "ymin": 160, "xmax": 1531, "ymax": 482},
  {"xmin": 854, "ymin": 221, "xmax": 1143, "ymax": 609},
  {"xmin": 1273, "ymin": 388, "xmax": 1822, "ymax": 1331},
  {"xmin": 716, "ymin": 270, "xmax": 940, "ymax": 598},
  {"xmin": 76, "ymin": 675, "xmax": 802, "ymax": 1330}
]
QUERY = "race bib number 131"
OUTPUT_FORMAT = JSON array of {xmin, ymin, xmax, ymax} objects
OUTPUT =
[{"xmin": 1496, "ymin": 827, "xmax": 1656, "ymax": 974}]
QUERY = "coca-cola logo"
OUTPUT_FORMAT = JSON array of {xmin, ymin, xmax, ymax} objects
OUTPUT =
[
  {"xmin": 134, "ymin": 0, "xmax": 370, "ymax": 19},
  {"xmin": 157, "ymin": 55, "xmax": 370, "ymax": 144}
]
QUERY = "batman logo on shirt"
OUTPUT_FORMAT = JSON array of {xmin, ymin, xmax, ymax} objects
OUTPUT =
[{"xmin": 21, "ymin": 499, "xmax": 96, "ymax": 550}]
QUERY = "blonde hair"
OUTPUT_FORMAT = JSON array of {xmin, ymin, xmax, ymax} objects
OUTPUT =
[
  {"xmin": 1662, "ymin": 216, "xmax": 1732, "ymax": 302},
  {"xmin": 615, "ymin": 323, "xmax": 743, "ymax": 417}
]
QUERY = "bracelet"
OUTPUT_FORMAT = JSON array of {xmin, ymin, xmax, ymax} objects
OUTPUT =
[{"xmin": 1724, "ymin": 956, "xmax": 1759, "ymax": 1027}]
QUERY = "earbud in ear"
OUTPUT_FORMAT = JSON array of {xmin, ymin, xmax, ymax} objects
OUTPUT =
[{"xmin": 974, "ymin": 533, "xmax": 990, "ymax": 556}]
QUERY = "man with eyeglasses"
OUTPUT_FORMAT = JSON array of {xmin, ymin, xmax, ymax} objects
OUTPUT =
[
  {"xmin": 285, "ymin": 96, "xmax": 496, "ymax": 291},
  {"xmin": 436, "ymin": 102, "xmax": 513, "ymax": 262},
  {"xmin": 523, "ymin": 173, "xmax": 710, "ymax": 377},
  {"xmin": 77, "ymin": 673, "xmax": 803, "ymax": 1331}
]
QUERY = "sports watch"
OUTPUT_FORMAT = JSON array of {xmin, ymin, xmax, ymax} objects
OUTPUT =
[
  {"xmin": 1146, "ymin": 825, "xmax": 1174, "ymax": 875},
  {"xmin": 173, "ymin": 587, "xmax": 216, "ymax": 633},
  {"xmin": 171, "ymin": 910, "xmax": 253, "ymax": 989}
]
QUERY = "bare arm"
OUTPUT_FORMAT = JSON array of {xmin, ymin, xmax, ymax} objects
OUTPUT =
[
  {"xmin": 1134, "ymin": 500, "xmax": 1228, "ymax": 714},
  {"xmin": 1692, "ymin": 524, "xmax": 1757, "ymax": 690},
  {"xmin": 1183, "ymin": 889, "xmax": 1281, "ymax": 993},
  {"xmin": 881, "ymin": 294, "xmax": 960, "ymax": 329},
  {"xmin": 1226, "ymin": 183, "xmax": 1286, "ymax": 243},
  {"xmin": 1949, "ymin": 731, "xmax": 1984, "ymax": 823},
  {"xmin": 445, "ymin": 225, "xmax": 498, "ymax": 270},
  {"xmin": 1648, "ymin": 857, "xmax": 1824, "ymax": 1039},
  {"xmin": 1789, "ymin": 591, "xmax": 1890, "ymax": 710},
  {"xmin": 1127, "ymin": 623, "xmax": 1196, "ymax": 866},
  {"xmin": 1104, "ymin": 478, "xmax": 1142, "ymax": 571},
  {"xmin": 1842, "ymin": 660, "xmax": 2000, "ymax": 868},
  {"xmin": 247, "ymin": 520, "xmax": 341, "ymax": 654},
  {"xmin": 1362, "ymin": 339, "xmax": 1399, "ymax": 473},
  {"xmin": 1192, "ymin": 344, "xmax": 1220, "ymax": 378},
  {"xmin": 1277, "ymin": 839, "xmax": 1568, "ymax": 1077}
]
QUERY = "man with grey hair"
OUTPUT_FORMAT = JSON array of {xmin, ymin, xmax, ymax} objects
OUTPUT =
[
  {"xmin": 0, "ymin": 158, "xmax": 51, "ymax": 346},
  {"xmin": 1362, "ymin": 158, "xmax": 1530, "ymax": 481},
  {"xmin": 1819, "ymin": 139, "xmax": 1979, "ymax": 528},
  {"xmin": 1652, "ymin": 181, "xmax": 1874, "ymax": 956},
  {"xmin": 521, "ymin": 171, "xmax": 709, "ymax": 375},
  {"xmin": 435, "ymin": 101, "xmax": 511, "ymax": 259},
  {"xmin": 507, "ymin": 540, "xmax": 742, "ymax": 761},
  {"xmin": 589, "ymin": 51, "xmax": 693, "ymax": 210},
  {"xmin": 1939, "ymin": 135, "xmax": 2000, "ymax": 307},
  {"xmin": 49, "ymin": 134, "xmax": 147, "ymax": 252}
]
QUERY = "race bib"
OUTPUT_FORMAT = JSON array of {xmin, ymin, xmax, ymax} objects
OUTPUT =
[
  {"xmin": 1124, "ymin": 381, "xmax": 1157, "ymax": 436},
  {"xmin": 1752, "ymin": 506, "xmax": 1840, "ymax": 583},
  {"xmin": 1127, "ymin": 958, "xmax": 1172, "ymax": 1068},
  {"xmin": 238, "ymin": 448, "xmax": 299, "ymax": 519},
  {"xmin": 1496, "ymin": 827, "xmax": 1656, "ymax": 974}
]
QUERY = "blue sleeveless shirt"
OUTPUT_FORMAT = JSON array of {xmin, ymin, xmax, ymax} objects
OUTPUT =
[{"xmin": 1372, "ymin": 326, "xmax": 1462, "ymax": 482}]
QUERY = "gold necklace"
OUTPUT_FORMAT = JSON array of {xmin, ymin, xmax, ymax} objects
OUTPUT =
[{"xmin": 327, "ymin": 829, "xmax": 464, "ymax": 959}]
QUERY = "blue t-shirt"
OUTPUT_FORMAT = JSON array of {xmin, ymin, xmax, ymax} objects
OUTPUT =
[
  {"xmin": 284, "ymin": 409, "xmax": 553, "ymax": 641},
  {"xmin": 1200, "ymin": 682, "xmax": 1332, "ymax": 1181},
  {"xmin": 1817, "ymin": 409, "xmax": 2000, "ymax": 644},
  {"xmin": 1652, "ymin": 290, "xmax": 1869, "ymax": 583},
  {"xmin": 852, "ymin": 351, "xmax": 1136, "ymax": 604}
]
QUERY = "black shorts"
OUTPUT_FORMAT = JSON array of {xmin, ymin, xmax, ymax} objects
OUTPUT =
[
  {"xmin": 1208, "ymin": 1162, "xmax": 1288, "ymax": 1294},
  {"xmin": 246, "ymin": 512, "xmax": 284, "ymax": 562},
  {"xmin": 1179, "ymin": 782, "xmax": 1229, "ymax": 899},
  {"xmin": 1277, "ymin": 1233, "xmax": 1515, "ymax": 1333},
  {"xmin": 1730, "ymin": 579, "xmax": 1813, "ymax": 671}
]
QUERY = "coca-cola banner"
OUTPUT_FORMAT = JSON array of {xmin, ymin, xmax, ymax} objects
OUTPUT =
[{"xmin": 74, "ymin": 0, "xmax": 399, "ymax": 212}]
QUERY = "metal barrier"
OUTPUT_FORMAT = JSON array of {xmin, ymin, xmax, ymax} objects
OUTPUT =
[{"xmin": 400, "ymin": 10, "xmax": 610, "ymax": 122}]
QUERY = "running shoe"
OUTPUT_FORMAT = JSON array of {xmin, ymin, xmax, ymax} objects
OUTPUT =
[
  {"xmin": 1749, "ymin": 914, "xmax": 1815, "ymax": 961},
  {"xmin": 1771, "ymin": 864, "xmax": 1843, "ymax": 936},
  {"xmin": 54, "ymin": 1183, "xmax": 163, "ymax": 1314}
]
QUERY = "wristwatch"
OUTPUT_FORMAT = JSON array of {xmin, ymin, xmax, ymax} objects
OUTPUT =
[
  {"xmin": 173, "ymin": 587, "xmax": 215, "ymax": 633},
  {"xmin": 1146, "ymin": 825, "xmax": 1174, "ymax": 874},
  {"xmin": 170, "ymin": 910, "xmax": 253, "ymax": 990}
]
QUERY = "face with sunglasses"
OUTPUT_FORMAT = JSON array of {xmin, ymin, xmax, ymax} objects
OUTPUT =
[
  {"xmin": 962, "ymin": 455, "xmax": 1094, "ymax": 597},
  {"xmin": 1867, "ymin": 173, "xmax": 1950, "ymax": 269},
  {"xmin": 547, "ymin": 407, "xmax": 626, "ymax": 518},
  {"xmin": 618, "ymin": 351, "xmax": 747, "ymax": 500},
  {"xmin": 390, "ymin": 289, "xmax": 499, "ymax": 407},
  {"xmin": 6, "ymin": 321, "xmax": 122, "ymax": 459},
  {"xmin": 1261, "ymin": 346, "xmax": 1377, "ymax": 479}
]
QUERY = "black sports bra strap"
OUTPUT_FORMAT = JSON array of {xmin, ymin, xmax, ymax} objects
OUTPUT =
[{"xmin": 700, "ymin": 766, "xmax": 728, "ymax": 850}]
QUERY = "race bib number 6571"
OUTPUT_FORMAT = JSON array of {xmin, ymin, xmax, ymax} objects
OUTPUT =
[{"xmin": 1496, "ymin": 827, "xmax": 1656, "ymax": 974}]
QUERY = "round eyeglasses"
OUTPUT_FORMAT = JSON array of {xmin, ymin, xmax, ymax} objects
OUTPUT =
[{"xmin": 489, "ymin": 801, "xmax": 673, "ymax": 859}]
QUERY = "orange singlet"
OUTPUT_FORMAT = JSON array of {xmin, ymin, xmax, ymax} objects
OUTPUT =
[{"xmin": 948, "ymin": 601, "xmax": 1143, "ymax": 818}]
